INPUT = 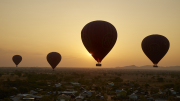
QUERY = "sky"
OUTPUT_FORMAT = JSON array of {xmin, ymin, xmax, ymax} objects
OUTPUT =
[{"xmin": 0, "ymin": 0, "xmax": 180, "ymax": 67}]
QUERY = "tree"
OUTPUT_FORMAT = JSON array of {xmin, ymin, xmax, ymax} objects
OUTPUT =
[
  {"xmin": 140, "ymin": 95, "xmax": 147, "ymax": 101},
  {"xmin": 80, "ymin": 73, "xmax": 85, "ymax": 79},
  {"xmin": 163, "ymin": 84, "xmax": 174, "ymax": 89},
  {"xmin": 168, "ymin": 96, "xmax": 174, "ymax": 101},
  {"xmin": 145, "ymin": 83, "xmax": 150, "ymax": 89},
  {"xmin": 115, "ymin": 77, "xmax": 123, "ymax": 82},
  {"xmin": 0, "ymin": 89, "xmax": 9, "ymax": 99},
  {"xmin": 117, "ymin": 91, "xmax": 127, "ymax": 99},
  {"xmin": 151, "ymin": 76, "xmax": 155, "ymax": 79},
  {"xmin": 15, "ymin": 72, "xmax": 22, "ymax": 77},
  {"xmin": 150, "ymin": 88, "xmax": 158, "ymax": 94},
  {"xmin": 3, "ymin": 98, "xmax": 11, "ymax": 101},
  {"xmin": 166, "ymin": 90, "xmax": 172, "ymax": 96},
  {"xmin": 7, "ymin": 78, "xmax": 10, "ymax": 82},
  {"xmin": 0, "ymin": 73, "xmax": 3, "ymax": 77},
  {"xmin": 19, "ymin": 86, "xmax": 29, "ymax": 93},
  {"xmin": 157, "ymin": 78, "xmax": 164, "ymax": 82},
  {"xmin": 8, "ymin": 88, "xmax": 19, "ymax": 96},
  {"xmin": 91, "ymin": 92, "xmax": 96, "ymax": 99},
  {"xmin": 134, "ymin": 83, "xmax": 139, "ymax": 88},
  {"xmin": 171, "ymin": 74, "xmax": 175, "ymax": 78},
  {"xmin": 40, "ymin": 96, "xmax": 52, "ymax": 101}
]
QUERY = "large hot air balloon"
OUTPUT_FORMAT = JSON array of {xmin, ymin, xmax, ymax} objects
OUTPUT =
[
  {"xmin": 81, "ymin": 20, "xmax": 117, "ymax": 66},
  {"xmin": 47, "ymin": 52, "xmax": 61, "ymax": 70},
  {"xmin": 12, "ymin": 55, "xmax": 22, "ymax": 67},
  {"xmin": 141, "ymin": 34, "xmax": 170, "ymax": 67}
]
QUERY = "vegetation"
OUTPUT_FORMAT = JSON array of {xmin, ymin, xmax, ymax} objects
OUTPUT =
[{"xmin": 0, "ymin": 67, "xmax": 180, "ymax": 100}]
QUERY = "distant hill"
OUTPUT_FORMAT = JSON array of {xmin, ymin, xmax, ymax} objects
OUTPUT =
[{"xmin": 115, "ymin": 65, "xmax": 180, "ymax": 71}]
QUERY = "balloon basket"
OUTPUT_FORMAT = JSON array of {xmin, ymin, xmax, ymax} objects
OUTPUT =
[
  {"xmin": 153, "ymin": 64, "xmax": 158, "ymax": 67},
  {"xmin": 96, "ymin": 63, "xmax": 101, "ymax": 66}
]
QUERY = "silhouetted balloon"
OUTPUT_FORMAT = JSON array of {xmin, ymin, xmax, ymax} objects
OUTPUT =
[
  {"xmin": 141, "ymin": 34, "xmax": 170, "ymax": 67},
  {"xmin": 47, "ymin": 52, "xmax": 61, "ymax": 70},
  {"xmin": 12, "ymin": 55, "xmax": 22, "ymax": 67},
  {"xmin": 81, "ymin": 20, "xmax": 117, "ymax": 66}
]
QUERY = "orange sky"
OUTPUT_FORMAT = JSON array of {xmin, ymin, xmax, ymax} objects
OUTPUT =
[{"xmin": 0, "ymin": 0, "xmax": 180, "ymax": 67}]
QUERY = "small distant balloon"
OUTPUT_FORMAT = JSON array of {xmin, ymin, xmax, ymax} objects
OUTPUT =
[
  {"xmin": 47, "ymin": 52, "xmax": 61, "ymax": 70},
  {"xmin": 12, "ymin": 55, "xmax": 22, "ymax": 67},
  {"xmin": 81, "ymin": 20, "xmax": 117, "ymax": 66},
  {"xmin": 141, "ymin": 34, "xmax": 170, "ymax": 67}
]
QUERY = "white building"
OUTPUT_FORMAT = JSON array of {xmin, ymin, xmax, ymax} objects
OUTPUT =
[
  {"xmin": 81, "ymin": 91, "xmax": 92, "ymax": 98},
  {"xmin": 108, "ymin": 82, "xmax": 114, "ymax": 86},
  {"xmin": 116, "ymin": 89, "xmax": 127, "ymax": 97},
  {"xmin": 55, "ymin": 83, "xmax": 62, "ymax": 87},
  {"xmin": 75, "ymin": 95, "xmax": 84, "ymax": 101},
  {"xmin": 72, "ymin": 82, "xmax": 80, "ymax": 85},
  {"xmin": 170, "ymin": 90, "xmax": 176, "ymax": 95},
  {"xmin": 30, "ymin": 90, "xmax": 38, "ymax": 94},
  {"xmin": 11, "ymin": 94, "xmax": 42, "ymax": 101},
  {"xmin": 60, "ymin": 91, "xmax": 78, "ymax": 95},
  {"xmin": 129, "ymin": 93, "xmax": 138, "ymax": 100},
  {"xmin": 116, "ymin": 89, "xmax": 126, "ymax": 93}
]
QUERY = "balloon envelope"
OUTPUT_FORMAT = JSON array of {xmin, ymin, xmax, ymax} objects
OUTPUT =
[
  {"xmin": 81, "ymin": 20, "xmax": 117, "ymax": 64},
  {"xmin": 47, "ymin": 52, "xmax": 61, "ymax": 70},
  {"xmin": 141, "ymin": 34, "xmax": 170, "ymax": 67},
  {"xmin": 12, "ymin": 55, "xmax": 22, "ymax": 67}
]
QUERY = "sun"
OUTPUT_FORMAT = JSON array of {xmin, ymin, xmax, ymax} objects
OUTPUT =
[{"xmin": 89, "ymin": 53, "xmax": 92, "ymax": 56}]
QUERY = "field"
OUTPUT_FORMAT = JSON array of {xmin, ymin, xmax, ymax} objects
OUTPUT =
[{"xmin": 1, "ymin": 67, "xmax": 180, "ymax": 88}]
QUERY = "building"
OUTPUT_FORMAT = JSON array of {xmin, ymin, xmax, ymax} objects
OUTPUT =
[
  {"xmin": 55, "ymin": 83, "xmax": 62, "ymax": 87},
  {"xmin": 71, "ymin": 82, "xmax": 80, "ymax": 85},
  {"xmin": 81, "ymin": 91, "xmax": 92, "ymax": 98},
  {"xmin": 60, "ymin": 90, "xmax": 78, "ymax": 96},
  {"xmin": 96, "ymin": 94, "xmax": 103, "ymax": 99},
  {"xmin": 30, "ymin": 90, "xmax": 38, "ymax": 95},
  {"xmin": 75, "ymin": 96, "xmax": 84, "ymax": 101},
  {"xmin": 116, "ymin": 89, "xmax": 127, "ymax": 97},
  {"xmin": 108, "ymin": 82, "xmax": 114, "ymax": 86},
  {"xmin": 170, "ymin": 90, "xmax": 176, "ymax": 95},
  {"xmin": 129, "ymin": 93, "xmax": 138, "ymax": 100},
  {"xmin": 80, "ymin": 87, "xmax": 85, "ymax": 92},
  {"xmin": 56, "ymin": 94, "xmax": 71, "ymax": 101},
  {"xmin": 11, "ymin": 94, "xmax": 42, "ymax": 101}
]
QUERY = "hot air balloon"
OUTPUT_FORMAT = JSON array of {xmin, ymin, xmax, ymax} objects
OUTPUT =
[
  {"xmin": 12, "ymin": 55, "xmax": 22, "ymax": 67},
  {"xmin": 47, "ymin": 52, "xmax": 61, "ymax": 70},
  {"xmin": 81, "ymin": 20, "xmax": 117, "ymax": 66},
  {"xmin": 141, "ymin": 34, "xmax": 170, "ymax": 67}
]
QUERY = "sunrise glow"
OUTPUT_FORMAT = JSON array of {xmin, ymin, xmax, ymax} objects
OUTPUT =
[
  {"xmin": 89, "ymin": 53, "xmax": 92, "ymax": 56},
  {"xmin": 0, "ymin": 0, "xmax": 180, "ymax": 67}
]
